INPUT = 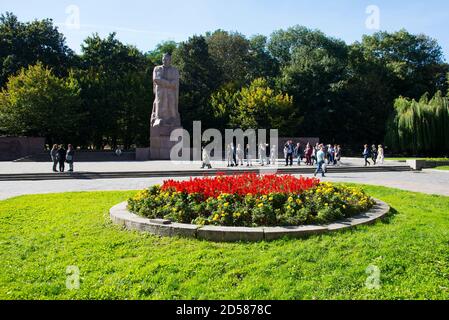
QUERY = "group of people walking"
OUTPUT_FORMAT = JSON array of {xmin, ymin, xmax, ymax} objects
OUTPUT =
[
  {"xmin": 204, "ymin": 141, "xmax": 342, "ymax": 170},
  {"xmin": 50, "ymin": 144, "xmax": 75, "ymax": 173},
  {"xmin": 363, "ymin": 144, "xmax": 385, "ymax": 167},
  {"xmin": 283, "ymin": 141, "xmax": 342, "ymax": 167},
  {"xmin": 203, "ymin": 141, "xmax": 386, "ymax": 177},
  {"xmin": 223, "ymin": 143, "xmax": 279, "ymax": 168}
]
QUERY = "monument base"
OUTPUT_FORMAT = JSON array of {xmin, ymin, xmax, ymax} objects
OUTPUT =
[
  {"xmin": 150, "ymin": 125, "xmax": 184, "ymax": 160},
  {"xmin": 135, "ymin": 147, "xmax": 150, "ymax": 161}
]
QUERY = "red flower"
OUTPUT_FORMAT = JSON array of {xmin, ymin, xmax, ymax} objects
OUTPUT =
[{"xmin": 162, "ymin": 174, "xmax": 320, "ymax": 198}]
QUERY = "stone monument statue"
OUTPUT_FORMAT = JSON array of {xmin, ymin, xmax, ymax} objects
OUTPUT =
[
  {"xmin": 149, "ymin": 53, "xmax": 183, "ymax": 160},
  {"xmin": 151, "ymin": 53, "xmax": 181, "ymax": 127}
]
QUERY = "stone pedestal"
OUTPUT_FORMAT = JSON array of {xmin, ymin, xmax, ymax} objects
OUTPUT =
[
  {"xmin": 150, "ymin": 125, "xmax": 183, "ymax": 160},
  {"xmin": 406, "ymin": 159, "xmax": 426, "ymax": 171},
  {"xmin": 135, "ymin": 147, "xmax": 150, "ymax": 161}
]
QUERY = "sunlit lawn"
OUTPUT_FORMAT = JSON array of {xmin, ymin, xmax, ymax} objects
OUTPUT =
[{"xmin": 1, "ymin": 186, "xmax": 449, "ymax": 300}]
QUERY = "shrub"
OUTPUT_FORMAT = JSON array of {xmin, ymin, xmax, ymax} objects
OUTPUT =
[{"xmin": 128, "ymin": 175, "xmax": 375, "ymax": 227}]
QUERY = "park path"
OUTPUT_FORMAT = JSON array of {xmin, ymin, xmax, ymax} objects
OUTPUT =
[
  {"xmin": 0, "ymin": 158, "xmax": 404, "ymax": 174},
  {"xmin": 0, "ymin": 169, "xmax": 448, "ymax": 201}
]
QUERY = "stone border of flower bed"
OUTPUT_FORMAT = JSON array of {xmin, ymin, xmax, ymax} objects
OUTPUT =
[{"xmin": 110, "ymin": 198, "xmax": 390, "ymax": 242}]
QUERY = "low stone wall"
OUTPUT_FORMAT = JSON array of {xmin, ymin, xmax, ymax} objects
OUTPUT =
[
  {"xmin": 406, "ymin": 160, "xmax": 449, "ymax": 170},
  {"xmin": 0, "ymin": 137, "xmax": 45, "ymax": 161},
  {"xmin": 110, "ymin": 199, "xmax": 390, "ymax": 242}
]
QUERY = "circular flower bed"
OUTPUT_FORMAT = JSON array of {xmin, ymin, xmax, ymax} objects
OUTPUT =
[{"xmin": 128, "ymin": 174, "xmax": 376, "ymax": 227}]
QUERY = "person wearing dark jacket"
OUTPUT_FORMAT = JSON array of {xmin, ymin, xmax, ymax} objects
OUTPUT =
[
  {"xmin": 294, "ymin": 143, "xmax": 303, "ymax": 166},
  {"xmin": 363, "ymin": 144, "xmax": 371, "ymax": 167},
  {"xmin": 285, "ymin": 141, "xmax": 294, "ymax": 166},
  {"xmin": 371, "ymin": 144, "xmax": 378, "ymax": 165},
  {"xmin": 57, "ymin": 145, "xmax": 66, "ymax": 172},
  {"xmin": 66, "ymin": 144, "xmax": 75, "ymax": 172}
]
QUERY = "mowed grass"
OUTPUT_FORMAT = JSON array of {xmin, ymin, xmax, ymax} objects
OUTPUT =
[
  {"xmin": 435, "ymin": 166, "xmax": 449, "ymax": 171},
  {"xmin": 1, "ymin": 186, "xmax": 449, "ymax": 300}
]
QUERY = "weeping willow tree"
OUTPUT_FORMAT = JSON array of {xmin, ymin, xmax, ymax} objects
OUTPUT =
[{"xmin": 385, "ymin": 91, "xmax": 449, "ymax": 155}]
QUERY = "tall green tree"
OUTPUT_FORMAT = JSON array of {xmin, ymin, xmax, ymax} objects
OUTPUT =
[
  {"xmin": 206, "ymin": 30, "xmax": 252, "ymax": 87},
  {"xmin": 172, "ymin": 35, "xmax": 220, "ymax": 131},
  {"xmin": 385, "ymin": 91, "xmax": 449, "ymax": 154},
  {"xmin": 269, "ymin": 26, "xmax": 349, "ymax": 141},
  {"xmin": 338, "ymin": 43, "xmax": 396, "ymax": 145},
  {"xmin": 0, "ymin": 63, "xmax": 83, "ymax": 145},
  {"xmin": 77, "ymin": 33, "xmax": 152, "ymax": 149},
  {"xmin": 210, "ymin": 78, "xmax": 298, "ymax": 135},
  {"xmin": 360, "ymin": 30, "xmax": 448, "ymax": 99},
  {"xmin": 248, "ymin": 35, "xmax": 279, "ymax": 83},
  {"xmin": 0, "ymin": 12, "xmax": 75, "ymax": 87},
  {"xmin": 147, "ymin": 40, "xmax": 178, "ymax": 65}
]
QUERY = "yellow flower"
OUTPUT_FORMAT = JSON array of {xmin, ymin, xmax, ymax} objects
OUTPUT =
[
  {"xmin": 287, "ymin": 205, "xmax": 292, "ymax": 210},
  {"xmin": 133, "ymin": 190, "xmax": 149, "ymax": 201},
  {"xmin": 213, "ymin": 214, "xmax": 220, "ymax": 221},
  {"xmin": 288, "ymin": 197, "xmax": 294, "ymax": 203},
  {"xmin": 224, "ymin": 202, "xmax": 229, "ymax": 208},
  {"xmin": 258, "ymin": 203, "xmax": 264, "ymax": 208},
  {"xmin": 296, "ymin": 199, "xmax": 303, "ymax": 205},
  {"xmin": 269, "ymin": 197, "xmax": 273, "ymax": 201}
]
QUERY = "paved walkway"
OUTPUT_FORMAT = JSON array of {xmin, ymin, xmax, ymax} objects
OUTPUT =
[
  {"xmin": 0, "ymin": 158, "xmax": 405, "ymax": 174},
  {"xmin": 0, "ymin": 169, "xmax": 448, "ymax": 201}
]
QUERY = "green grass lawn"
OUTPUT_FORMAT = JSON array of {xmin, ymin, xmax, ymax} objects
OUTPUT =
[
  {"xmin": 1, "ymin": 186, "xmax": 449, "ymax": 300},
  {"xmin": 435, "ymin": 166, "xmax": 449, "ymax": 171}
]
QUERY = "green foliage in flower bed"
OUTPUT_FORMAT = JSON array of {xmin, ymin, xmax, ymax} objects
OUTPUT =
[{"xmin": 128, "ymin": 182, "xmax": 375, "ymax": 227}]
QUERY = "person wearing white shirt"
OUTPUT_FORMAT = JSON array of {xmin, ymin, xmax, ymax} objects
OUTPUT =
[
  {"xmin": 314, "ymin": 145, "xmax": 326, "ymax": 177},
  {"xmin": 377, "ymin": 145, "xmax": 385, "ymax": 165},
  {"xmin": 226, "ymin": 144, "xmax": 233, "ymax": 167},
  {"xmin": 270, "ymin": 145, "xmax": 277, "ymax": 166},
  {"xmin": 259, "ymin": 143, "xmax": 267, "ymax": 166},
  {"xmin": 236, "ymin": 144, "xmax": 244, "ymax": 166},
  {"xmin": 246, "ymin": 144, "xmax": 253, "ymax": 167},
  {"xmin": 201, "ymin": 148, "xmax": 212, "ymax": 169}
]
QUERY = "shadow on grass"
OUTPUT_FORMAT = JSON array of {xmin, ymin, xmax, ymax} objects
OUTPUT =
[{"xmin": 379, "ymin": 206, "xmax": 398, "ymax": 225}]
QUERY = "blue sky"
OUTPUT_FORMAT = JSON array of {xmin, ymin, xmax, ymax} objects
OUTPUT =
[{"xmin": 1, "ymin": 0, "xmax": 448, "ymax": 59}]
